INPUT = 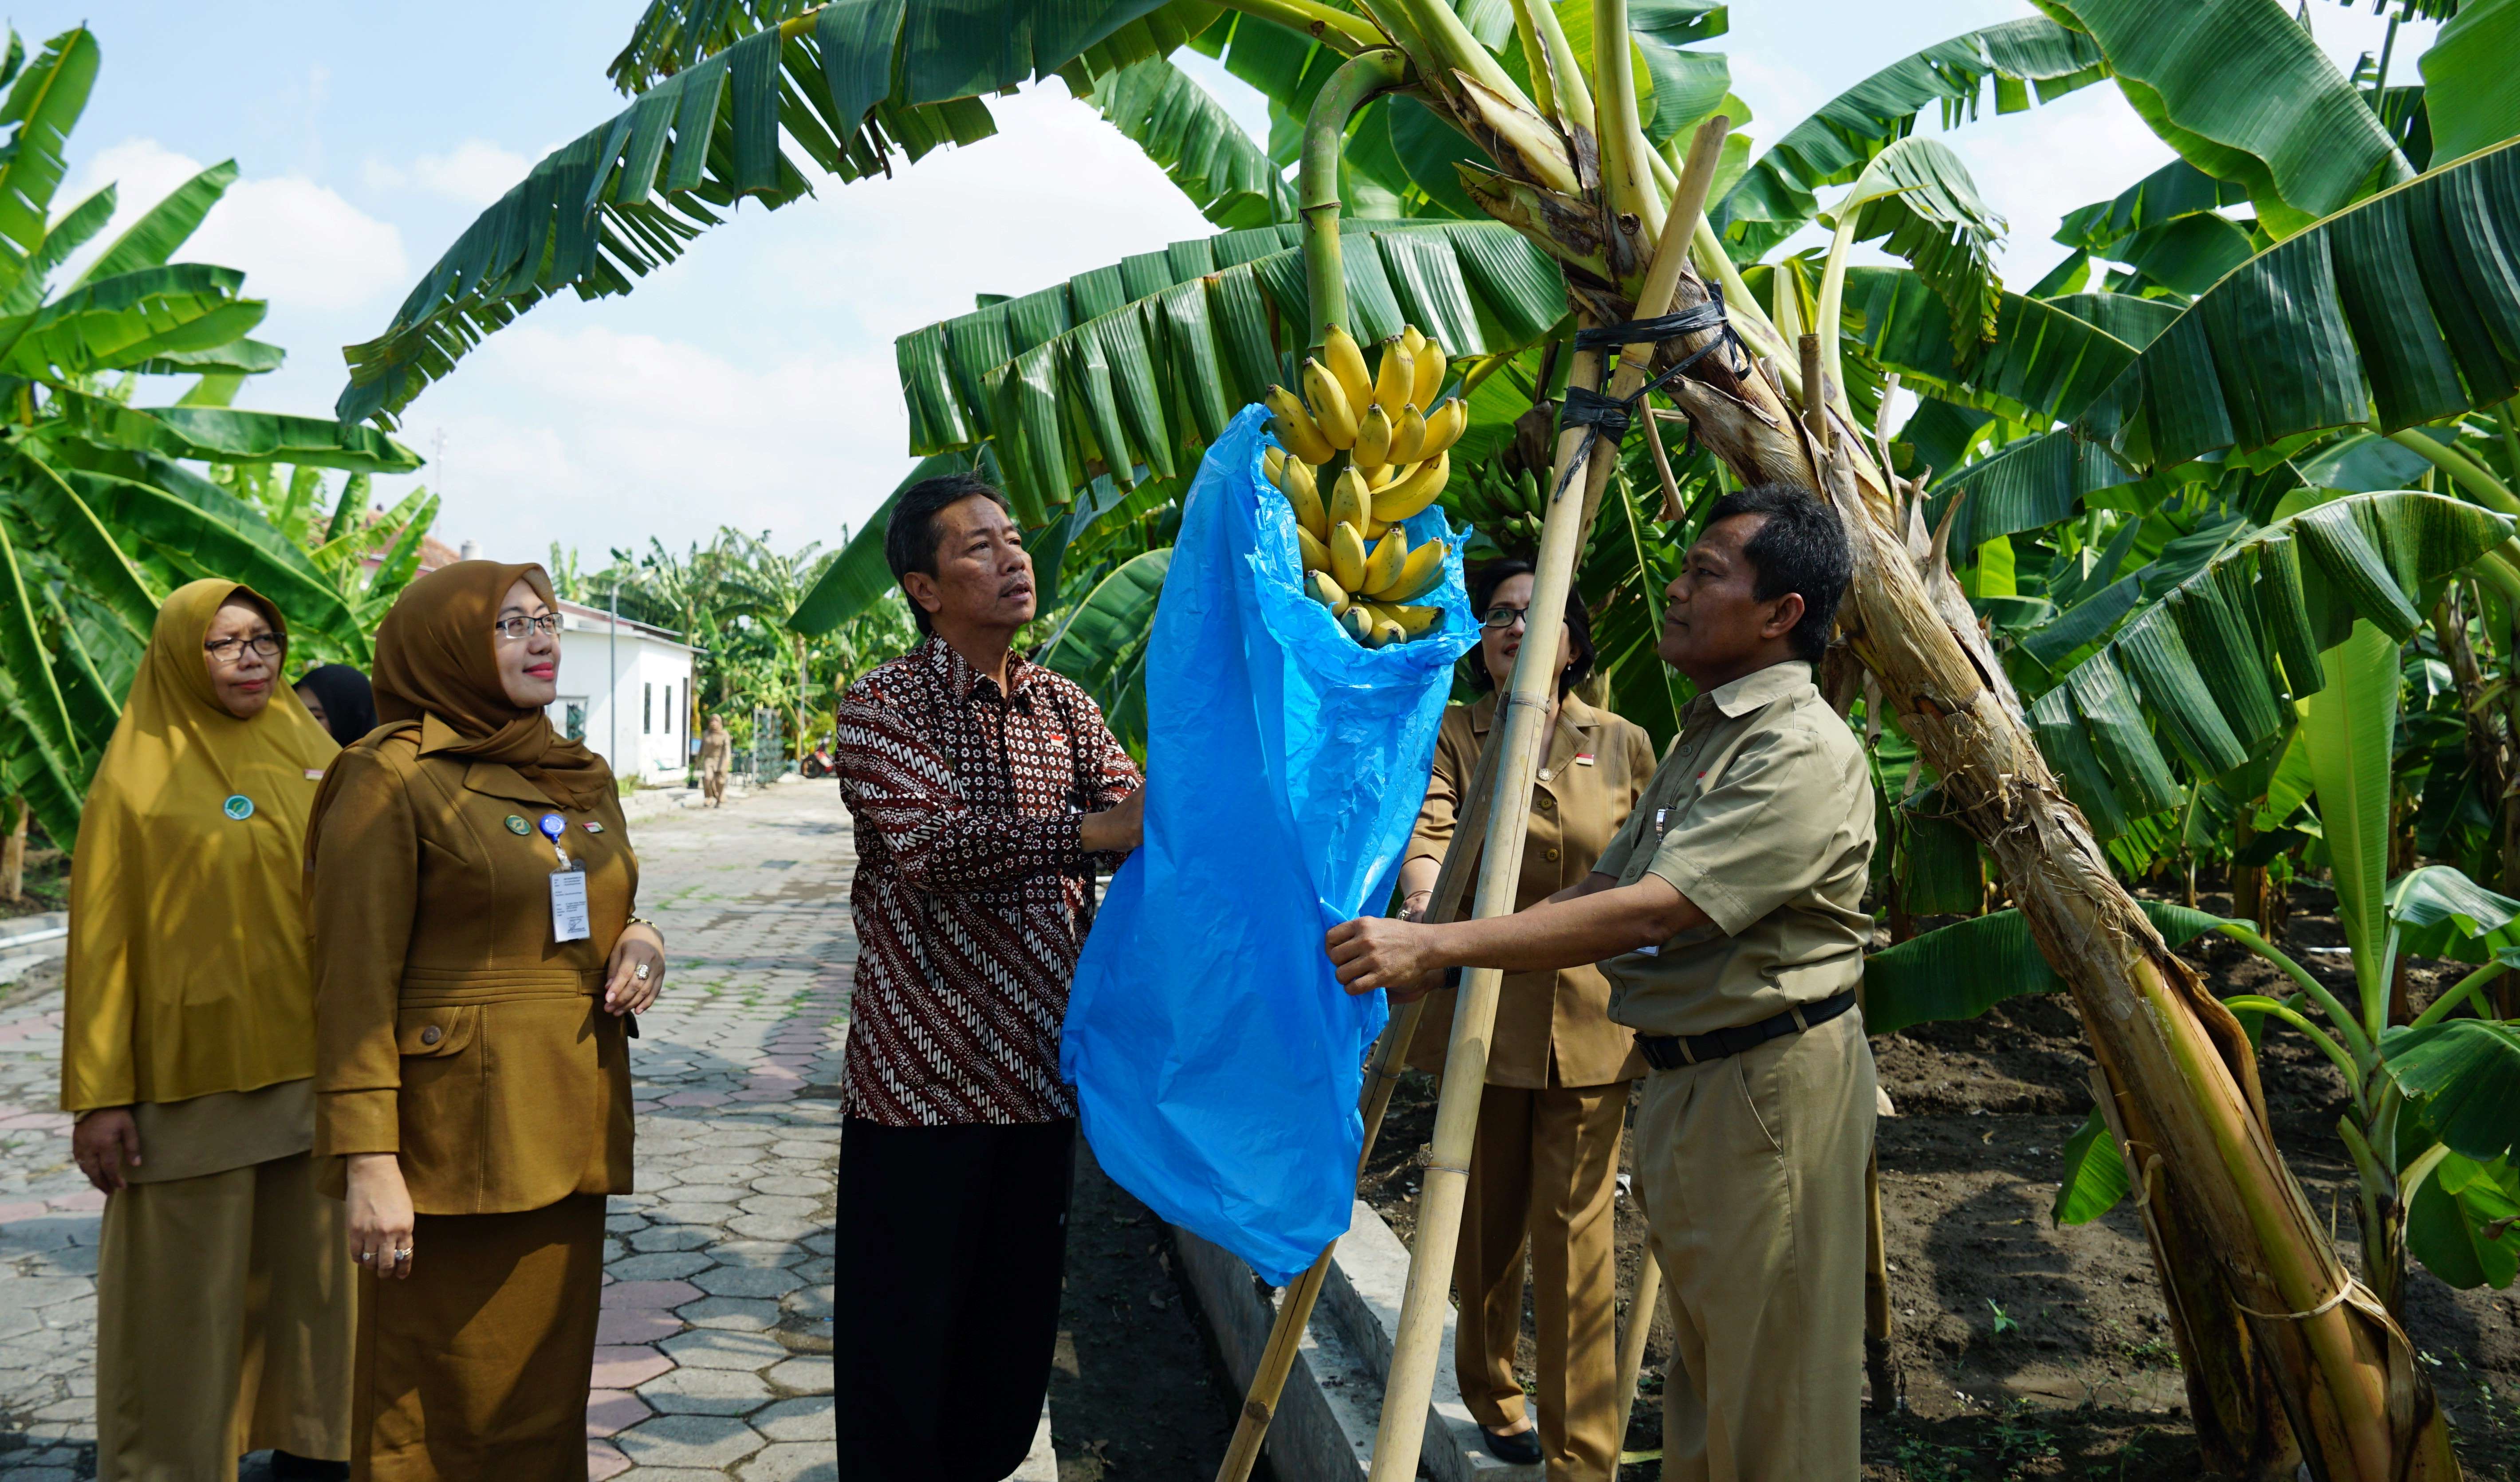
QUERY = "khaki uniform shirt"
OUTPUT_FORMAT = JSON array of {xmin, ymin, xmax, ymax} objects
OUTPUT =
[
  {"xmin": 310, "ymin": 716, "xmax": 638, "ymax": 1214},
  {"xmin": 1403, "ymin": 694, "xmax": 1656, "ymax": 1088},
  {"xmin": 1595, "ymin": 661, "xmax": 1874, "ymax": 1038}
]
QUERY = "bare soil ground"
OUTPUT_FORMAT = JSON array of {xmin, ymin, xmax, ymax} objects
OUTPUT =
[{"xmin": 1360, "ymin": 879, "xmax": 2520, "ymax": 1482}]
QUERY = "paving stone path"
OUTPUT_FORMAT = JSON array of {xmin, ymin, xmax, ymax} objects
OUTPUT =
[{"xmin": 0, "ymin": 780, "xmax": 847, "ymax": 1479}]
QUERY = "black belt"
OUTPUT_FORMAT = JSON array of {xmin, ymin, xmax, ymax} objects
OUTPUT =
[{"xmin": 1635, "ymin": 989, "xmax": 1858, "ymax": 1071}]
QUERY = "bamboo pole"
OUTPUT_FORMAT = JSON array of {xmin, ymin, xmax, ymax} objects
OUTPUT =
[
  {"xmin": 1212, "ymin": 725, "xmax": 1508, "ymax": 1482},
  {"xmin": 1364, "ymin": 116, "xmax": 1729, "ymax": 1482}
]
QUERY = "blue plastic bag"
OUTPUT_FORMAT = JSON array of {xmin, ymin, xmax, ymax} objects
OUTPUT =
[{"xmin": 1062, "ymin": 405, "xmax": 1478, "ymax": 1285}]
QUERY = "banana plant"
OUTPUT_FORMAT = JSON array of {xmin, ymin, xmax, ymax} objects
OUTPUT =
[{"xmin": 0, "ymin": 24, "xmax": 422, "ymax": 851}]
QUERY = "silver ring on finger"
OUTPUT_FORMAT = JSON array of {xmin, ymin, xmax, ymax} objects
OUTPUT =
[
  {"xmin": 356, "ymin": 1250, "xmax": 374, "ymax": 1263},
  {"xmin": 393, "ymin": 1248, "xmax": 412, "ymax": 1263},
  {"xmin": 633, "ymin": 963, "xmax": 651, "ymax": 981}
]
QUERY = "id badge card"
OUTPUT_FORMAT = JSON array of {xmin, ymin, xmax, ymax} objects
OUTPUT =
[{"xmin": 551, "ymin": 863, "xmax": 592, "ymax": 943}]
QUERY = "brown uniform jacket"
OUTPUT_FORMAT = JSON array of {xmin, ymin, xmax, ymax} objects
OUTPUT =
[
  {"xmin": 309, "ymin": 716, "xmax": 638, "ymax": 1213},
  {"xmin": 1403, "ymin": 694, "xmax": 1656, "ymax": 1088}
]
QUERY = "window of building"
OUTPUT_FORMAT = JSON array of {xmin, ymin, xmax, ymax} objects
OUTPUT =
[
  {"xmin": 643, "ymin": 682, "xmax": 653, "ymax": 735},
  {"xmin": 561, "ymin": 700, "xmax": 587, "ymax": 740},
  {"xmin": 664, "ymin": 684, "xmax": 673, "ymax": 734}
]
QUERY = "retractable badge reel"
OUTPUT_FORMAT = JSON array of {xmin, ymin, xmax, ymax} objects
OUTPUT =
[{"xmin": 540, "ymin": 813, "xmax": 591, "ymax": 943}]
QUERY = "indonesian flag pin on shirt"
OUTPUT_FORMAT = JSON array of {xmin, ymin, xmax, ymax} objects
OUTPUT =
[{"xmin": 1574, "ymin": 751, "xmax": 1595, "ymax": 767}]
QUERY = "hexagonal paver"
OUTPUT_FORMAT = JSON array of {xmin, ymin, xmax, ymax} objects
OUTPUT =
[
  {"xmin": 740, "ymin": 1441, "xmax": 839, "ymax": 1481},
  {"xmin": 597, "ymin": 1307, "xmax": 681, "ymax": 1346},
  {"xmin": 629, "ymin": 1223, "xmax": 717, "ymax": 1253},
  {"xmin": 605, "ymin": 1279, "xmax": 703, "ymax": 1310},
  {"xmin": 766, "ymin": 1355, "xmax": 833, "ymax": 1393},
  {"xmin": 728, "ymin": 1214, "xmax": 819, "ymax": 1242},
  {"xmin": 606, "ymin": 1250, "xmax": 715, "ymax": 1282},
  {"xmin": 752, "ymin": 1395, "xmax": 833, "ymax": 1443},
  {"xmin": 662, "ymin": 1328, "xmax": 790, "ymax": 1371},
  {"xmin": 587, "ymin": 1439, "xmax": 632, "ymax": 1480},
  {"xmin": 586, "ymin": 1388, "xmax": 652, "ymax": 1438},
  {"xmin": 589, "ymin": 1345, "xmax": 674, "ymax": 1390},
  {"xmin": 693, "ymin": 1265, "xmax": 803, "ymax": 1300},
  {"xmin": 678, "ymin": 1295, "xmax": 782, "ymax": 1331},
  {"xmin": 707, "ymin": 1240, "xmax": 806, "ymax": 1269},
  {"xmin": 614, "ymin": 1412, "xmax": 768, "ymax": 1468},
  {"xmin": 638, "ymin": 1362, "xmax": 775, "ymax": 1415}
]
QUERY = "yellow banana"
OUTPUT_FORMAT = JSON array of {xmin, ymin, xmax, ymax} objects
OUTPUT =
[
  {"xmin": 1264, "ymin": 444, "xmax": 1286, "ymax": 484},
  {"xmin": 1265, "ymin": 385, "xmax": 1334, "ymax": 464},
  {"xmin": 1372, "ymin": 337, "xmax": 1414, "ymax": 418},
  {"xmin": 1376, "ymin": 601, "xmax": 1442, "ymax": 636},
  {"xmin": 1354, "ymin": 404, "xmax": 1394, "ymax": 471},
  {"xmin": 1295, "ymin": 525, "xmax": 1333, "ymax": 574},
  {"xmin": 1304, "ymin": 568, "xmax": 1349, "ymax": 614},
  {"xmin": 1369, "ymin": 616, "xmax": 1407, "ymax": 649},
  {"xmin": 1368, "ymin": 460, "xmax": 1413, "ymax": 493},
  {"xmin": 1388, "ymin": 405, "xmax": 1427, "ymax": 465},
  {"xmin": 1371, "ymin": 450, "xmax": 1450, "ymax": 523},
  {"xmin": 1373, "ymin": 539, "xmax": 1448, "ymax": 602},
  {"xmin": 1361, "ymin": 527, "xmax": 1408, "ymax": 596},
  {"xmin": 1410, "ymin": 334, "xmax": 1445, "ymax": 409},
  {"xmin": 1327, "ymin": 466, "xmax": 1373, "ymax": 533},
  {"xmin": 1329, "ymin": 521, "xmax": 1368, "ymax": 592},
  {"xmin": 1276, "ymin": 457, "xmax": 1328, "ymax": 539},
  {"xmin": 1323, "ymin": 325, "xmax": 1374, "ymax": 415},
  {"xmin": 1415, "ymin": 396, "xmax": 1466, "ymax": 458},
  {"xmin": 1339, "ymin": 604, "xmax": 1376, "ymax": 645},
  {"xmin": 1301, "ymin": 358, "xmax": 1359, "ymax": 450}
]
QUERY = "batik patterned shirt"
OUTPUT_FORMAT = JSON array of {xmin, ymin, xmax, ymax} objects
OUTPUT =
[{"xmin": 834, "ymin": 636, "xmax": 1141, "ymax": 1126}]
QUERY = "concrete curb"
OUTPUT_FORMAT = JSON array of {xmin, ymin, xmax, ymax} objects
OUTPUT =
[{"xmin": 1174, "ymin": 1200, "xmax": 1540, "ymax": 1482}]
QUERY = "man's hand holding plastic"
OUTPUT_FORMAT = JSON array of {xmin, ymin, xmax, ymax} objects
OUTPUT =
[{"xmin": 1326, "ymin": 871, "xmax": 1708, "ymax": 1002}]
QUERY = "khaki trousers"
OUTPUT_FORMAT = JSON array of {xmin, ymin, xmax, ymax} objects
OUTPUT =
[
  {"xmin": 1457, "ymin": 1081, "xmax": 1630, "ymax": 1482},
  {"xmin": 1633, "ymin": 1010, "xmax": 1874, "ymax": 1482},
  {"xmin": 97, "ymin": 1151, "xmax": 354, "ymax": 1480}
]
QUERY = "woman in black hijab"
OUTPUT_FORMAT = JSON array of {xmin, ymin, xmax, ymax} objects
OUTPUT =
[{"xmin": 293, "ymin": 665, "xmax": 377, "ymax": 747}]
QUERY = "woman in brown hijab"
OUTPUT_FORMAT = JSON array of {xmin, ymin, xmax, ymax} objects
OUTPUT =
[
  {"xmin": 306, "ymin": 560, "xmax": 665, "ymax": 1479},
  {"xmin": 63, "ymin": 578, "xmax": 354, "ymax": 1481}
]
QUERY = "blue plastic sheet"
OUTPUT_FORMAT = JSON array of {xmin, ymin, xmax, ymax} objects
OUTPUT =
[{"xmin": 1062, "ymin": 405, "xmax": 1478, "ymax": 1284}]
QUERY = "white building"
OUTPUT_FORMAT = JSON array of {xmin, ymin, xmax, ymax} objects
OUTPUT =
[{"xmin": 547, "ymin": 599, "xmax": 698, "ymax": 784}]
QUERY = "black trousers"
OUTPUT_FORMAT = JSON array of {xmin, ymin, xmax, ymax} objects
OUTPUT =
[{"xmin": 835, "ymin": 1116, "xmax": 1077, "ymax": 1482}]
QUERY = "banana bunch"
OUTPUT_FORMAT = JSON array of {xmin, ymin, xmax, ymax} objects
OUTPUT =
[
  {"xmin": 1447, "ymin": 460, "xmax": 1549, "ymax": 554},
  {"xmin": 1261, "ymin": 324, "xmax": 1466, "ymax": 648}
]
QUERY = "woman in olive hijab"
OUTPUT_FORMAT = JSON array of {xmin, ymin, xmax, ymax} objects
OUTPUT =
[
  {"xmin": 63, "ymin": 579, "xmax": 354, "ymax": 1481},
  {"xmin": 307, "ymin": 560, "xmax": 664, "ymax": 1479}
]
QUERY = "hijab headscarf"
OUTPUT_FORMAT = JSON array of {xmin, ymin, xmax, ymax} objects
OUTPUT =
[
  {"xmin": 317, "ymin": 561, "xmax": 610, "ymax": 829},
  {"xmin": 61, "ymin": 580, "xmax": 341, "ymax": 1112},
  {"xmin": 293, "ymin": 663, "xmax": 377, "ymax": 747}
]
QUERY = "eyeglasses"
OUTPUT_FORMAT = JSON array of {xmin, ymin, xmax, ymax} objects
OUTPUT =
[
  {"xmin": 1480, "ymin": 604, "xmax": 1529, "ymax": 631},
  {"xmin": 203, "ymin": 634, "xmax": 284, "ymax": 664},
  {"xmin": 492, "ymin": 614, "xmax": 563, "ymax": 641}
]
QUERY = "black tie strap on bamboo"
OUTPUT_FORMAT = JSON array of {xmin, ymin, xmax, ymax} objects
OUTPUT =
[{"xmin": 1547, "ymin": 290, "xmax": 1747, "ymax": 506}]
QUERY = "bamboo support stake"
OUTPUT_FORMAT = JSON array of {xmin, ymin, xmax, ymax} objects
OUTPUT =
[
  {"xmin": 1213, "ymin": 726, "xmax": 1509, "ymax": 1482},
  {"xmin": 1365, "ymin": 115, "xmax": 1730, "ymax": 1482}
]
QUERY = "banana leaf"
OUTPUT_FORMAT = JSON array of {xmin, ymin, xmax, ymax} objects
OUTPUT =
[
  {"xmin": 2382, "ymin": 1019, "xmax": 2520, "ymax": 1165},
  {"xmin": 1714, "ymin": 16, "xmax": 2106, "ymax": 259},
  {"xmin": 1040, "ymin": 546, "xmax": 1172, "ymax": 750},
  {"xmin": 344, "ymin": 0, "xmax": 1234, "ymax": 426},
  {"xmin": 2035, "ymin": 493, "xmax": 2510, "ymax": 827},
  {"xmin": 7, "ymin": 452, "xmax": 160, "ymax": 637},
  {"xmin": 72, "ymin": 158, "xmax": 236, "ymax": 289},
  {"xmin": 0, "ymin": 263, "xmax": 264, "ymax": 381},
  {"xmin": 1084, "ymin": 56, "xmax": 1294, "ymax": 230},
  {"xmin": 0, "ymin": 27, "xmax": 98, "ymax": 305},
  {"xmin": 1862, "ymin": 898, "xmax": 2228, "ymax": 1037},
  {"xmin": 64, "ymin": 471, "xmax": 360, "ymax": 642},
  {"xmin": 0, "ymin": 183, "xmax": 114, "ymax": 319},
  {"xmin": 2052, "ymin": 1106, "xmax": 2134, "ymax": 1224},
  {"xmin": 895, "ymin": 220, "xmax": 1565, "ymax": 516},
  {"xmin": 2054, "ymin": 157, "xmax": 2251, "ymax": 256},
  {"xmin": 1829, "ymin": 138, "xmax": 2006, "ymax": 360},
  {"xmin": 2415, "ymin": 0, "xmax": 2520, "ymax": 165},
  {"xmin": 2406, "ymin": 1147, "xmax": 2520, "ymax": 1289},
  {"xmin": 2303, "ymin": 619, "xmax": 2399, "ymax": 989},
  {"xmin": 48, "ymin": 389, "xmax": 421, "ymax": 473},
  {"xmin": 1851, "ymin": 268, "xmax": 2158, "ymax": 431},
  {"xmin": 1946, "ymin": 140, "xmax": 2520, "ymax": 531},
  {"xmin": 2035, "ymin": 0, "xmax": 2411, "ymax": 238}
]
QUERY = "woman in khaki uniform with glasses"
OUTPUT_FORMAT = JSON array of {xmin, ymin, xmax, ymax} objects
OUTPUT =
[
  {"xmin": 307, "ymin": 560, "xmax": 665, "ymax": 1480},
  {"xmin": 1392, "ymin": 560, "xmax": 1655, "ymax": 1482}
]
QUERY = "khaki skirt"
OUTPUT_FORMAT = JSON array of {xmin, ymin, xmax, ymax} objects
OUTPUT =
[{"xmin": 352, "ymin": 1194, "xmax": 606, "ymax": 1482}]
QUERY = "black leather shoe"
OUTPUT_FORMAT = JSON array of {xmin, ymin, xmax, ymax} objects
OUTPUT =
[
  {"xmin": 270, "ymin": 1454, "xmax": 350, "ymax": 1482},
  {"xmin": 1481, "ymin": 1425, "xmax": 1544, "ymax": 1466}
]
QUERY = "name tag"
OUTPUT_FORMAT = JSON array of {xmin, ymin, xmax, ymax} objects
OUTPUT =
[{"xmin": 551, "ymin": 865, "xmax": 591, "ymax": 943}]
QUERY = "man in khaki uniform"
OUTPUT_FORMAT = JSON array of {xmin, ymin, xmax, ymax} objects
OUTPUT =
[{"xmin": 1329, "ymin": 482, "xmax": 1874, "ymax": 1482}]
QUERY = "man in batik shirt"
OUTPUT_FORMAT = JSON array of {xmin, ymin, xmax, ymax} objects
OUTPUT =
[{"xmin": 833, "ymin": 472, "xmax": 1142, "ymax": 1481}]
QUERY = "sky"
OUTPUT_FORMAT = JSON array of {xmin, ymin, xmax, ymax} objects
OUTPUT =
[{"xmin": 37, "ymin": 1, "xmax": 2432, "ymax": 566}]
